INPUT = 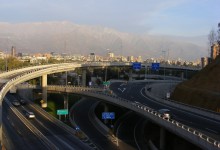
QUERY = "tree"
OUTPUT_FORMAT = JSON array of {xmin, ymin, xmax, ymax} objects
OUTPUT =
[
  {"xmin": 217, "ymin": 23, "xmax": 220, "ymax": 43},
  {"xmin": 208, "ymin": 28, "xmax": 216, "ymax": 47},
  {"xmin": 208, "ymin": 28, "xmax": 217, "ymax": 56}
]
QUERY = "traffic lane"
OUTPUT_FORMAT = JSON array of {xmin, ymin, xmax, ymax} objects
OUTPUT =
[
  {"xmin": 72, "ymin": 98, "xmax": 119, "ymax": 150},
  {"xmin": 116, "ymin": 112, "xmax": 142, "ymax": 150},
  {"xmin": 7, "ymin": 94, "xmax": 91, "ymax": 150},
  {"xmin": 2, "ymin": 100, "xmax": 46, "ymax": 150},
  {"xmin": 110, "ymin": 82, "xmax": 147, "ymax": 99},
  {"xmin": 134, "ymin": 118, "xmax": 149, "ymax": 150},
  {"xmin": 127, "ymin": 83, "xmax": 220, "ymax": 139},
  {"xmin": 140, "ymin": 88, "xmax": 220, "ymax": 139},
  {"xmin": 111, "ymin": 82, "xmax": 220, "ymax": 140},
  {"xmin": 21, "ymin": 103, "xmax": 90, "ymax": 150}
]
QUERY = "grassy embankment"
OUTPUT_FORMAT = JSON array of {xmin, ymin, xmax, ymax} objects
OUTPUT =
[{"xmin": 171, "ymin": 55, "xmax": 220, "ymax": 112}]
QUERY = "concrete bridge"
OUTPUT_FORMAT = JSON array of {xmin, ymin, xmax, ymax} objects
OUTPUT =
[{"xmin": 0, "ymin": 62, "xmax": 219, "ymax": 150}]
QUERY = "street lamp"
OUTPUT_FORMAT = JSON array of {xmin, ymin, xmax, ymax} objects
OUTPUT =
[
  {"xmin": 162, "ymin": 50, "xmax": 166, "ymax": 80},
  {"xmin": 105, "ymin": 66, "xmax": 107, "ymax": 82}
]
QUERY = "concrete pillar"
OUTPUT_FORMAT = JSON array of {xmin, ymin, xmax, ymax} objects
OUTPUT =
[
  {"xmin": 160, "ymin": 127, "xmax": 166, "ymax": 150},
  {"xmin": 41, "ymin": 74, "xmax": 47, "ymax": 108},
  {"xmin": 181, "ymin": 72, "xmax": 184, "ymax": 80},
  {"xmin": 63, "ymin": 94, "xmax": 68, "ymax": 109},
  {"xmin": 82, "ymin": 69, "xmax": 86, "ymax": 86},
  {"xmin": 129, "ymin": 69, "xmax": 132, "ymax": 81}
]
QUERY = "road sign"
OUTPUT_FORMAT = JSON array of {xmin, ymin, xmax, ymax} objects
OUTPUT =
[
  {"xmin": 57, "ymin": 109, "xmax": 68, "ymax": 115},
  {"xmin": 103, "ymin": 81, "xmax": 110, "ymax": 85},
  {"xmin": 102, "ymin": 112, "xmax": 115, "ymax": 119},
  {"xmin": 132, "ymin": 62, "xmax": 141, "ymax": 71},
  {"xmin": 151, "ymin": 63, "xmax": 160, "ymax": 71}
]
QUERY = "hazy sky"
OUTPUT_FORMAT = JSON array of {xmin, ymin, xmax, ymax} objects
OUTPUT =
[{"xmin": 0, "ymin": 0, "xmax": 219, "ymax": 36}]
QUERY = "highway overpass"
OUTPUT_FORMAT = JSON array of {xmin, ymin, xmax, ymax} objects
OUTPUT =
[{"xmin": 0, "ymin": 62, "xmax": 218, "ymax": 150}]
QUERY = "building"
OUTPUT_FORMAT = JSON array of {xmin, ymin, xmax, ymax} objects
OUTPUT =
[
  {"xmin": 127, "ymin": 56, "xmax": 134, "ymax": 62},
  {"xmin": 211, "ymin": 43, "xmax": 220, "ymax": 60},
  {"xmin": 11, "ymin": 46, "xmax": 16, "ymax": 57},
  {"xmin": 201, "ymin": 57, "xmax": 212, "ymax": 68},
  {"xmin": 0, "ymin": 51, "xmax": 4, "ymax": 59},
  {"xmin": 108, "ymin": 52, "xmax": 114, "ymax": 58},
  {"xmin": 89, "ymin": 53, "xmax": 97, "ymax": 61},
  {"xmin": 136, "ymin": 56, "xmax": 142, "ymax": 62}
]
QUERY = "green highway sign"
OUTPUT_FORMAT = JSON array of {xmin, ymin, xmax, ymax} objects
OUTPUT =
[
  {"xmin": 103, "ymin": 81, "xmax": 110, "ymax": 85},
  {"xmin": 57, "ymin": 109, "xmax": 68, "ymax": 115}
]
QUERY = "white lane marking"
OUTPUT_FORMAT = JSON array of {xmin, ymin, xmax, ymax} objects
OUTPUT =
[
  {"xmin": 140, "ymin": 87, "xmax": 220, "ymax": 125},
  {"xmin": 118, "ymin": 88, "xmax": 126, "ymax": 92},
  {"xmin": 120, "ymin": 83, "xmax": 127, "ymax": 86},
  {"xmin": 205, "ymin": 128, "xmax": 219, "ymax": 134},
  {"xmin": 36, "ymin": 119, "xmax": 73, "ymax": 149}
]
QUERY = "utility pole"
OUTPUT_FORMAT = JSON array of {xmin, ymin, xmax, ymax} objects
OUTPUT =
[{"xmin": 162, "ymin": 50, "xmax": 166, "ymax": 80}]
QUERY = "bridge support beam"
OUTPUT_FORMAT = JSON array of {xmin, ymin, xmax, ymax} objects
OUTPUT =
[
  {"xmin": 129, "ymin": 69, "xmax": 132, "ymax": 81},
  {"xmin": 41, "ymin": 74, "xmax": 47, "ymax": 108},
  {"xmin": 160, "ymin": 127, "xmax": 166, "ymax": 150},
  {"xmin": 82, "ymin": 69, "xmax": 86, "ymax": 86}
]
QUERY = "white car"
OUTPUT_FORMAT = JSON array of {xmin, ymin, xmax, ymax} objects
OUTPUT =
[
  {"xmin": 11, "ymin": 100, "xmax": 21, "ymax": 107},
  {"xmin": 26, "ymin": 112, "xmax": 35, "ymax": 119},
  {"xmin": 158, "ymin": 109, "xmax": 171, "ymax": 119}
]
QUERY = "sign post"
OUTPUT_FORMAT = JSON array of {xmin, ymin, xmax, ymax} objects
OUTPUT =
[
  {"xmin": 102, "ymin": 112, "xmax": 115, "ymax": 120},
  {"xmin": 151, "ymin": 63, "xmax": 160, "ymax": 71},
  {"xmin": 132, "ymin": 62, "xmax": 141, "ymax": 71},
  {"xmin": 57, "ymin": 109, "xmax": 68, "ymax": 120}
]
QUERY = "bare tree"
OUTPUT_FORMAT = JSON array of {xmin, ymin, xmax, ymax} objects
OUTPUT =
[
  {"xmin": 217, "ymin": 23, "xmax": 220, "ymax": 43},
  {"xmin": 208, "ymin": 28, "xmax": 217, "ymax": 56},
  {"xmin": 208, "ymin": 28, "xmax": 217, "ymax": 46}
]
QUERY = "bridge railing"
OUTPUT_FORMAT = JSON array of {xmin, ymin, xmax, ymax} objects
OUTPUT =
[
  {"xmin": 144, "ymin": 85, "xmax": 220, "ymax": 122},
  {"xmin": 0, "ymin": 63, "xmax": 217, "ymax": 149},
  {"xmin": 46, "ymin": 85, "xmax": 220, "ymax": 150}
]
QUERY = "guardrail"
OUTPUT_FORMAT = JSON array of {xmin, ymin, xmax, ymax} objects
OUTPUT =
[
  {"xmin": 144, "ymin": 86, "xmax": 220, "ymax": 122},
  {"xmin": 29, "ymin": 101, "xmax": 95, "ymax": 150},
  {"xmin": 4, "ymin": 98, "xmax": 58, "ymax": 150},
  {"xmin": 0, "ymin": 63, "xmax": 218, "ymax": 149},
  {"xmin": 46, "ymin": 85, "xmax": 220, "ymax": 150}
]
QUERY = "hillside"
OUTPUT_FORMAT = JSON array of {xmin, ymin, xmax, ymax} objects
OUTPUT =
[
  {"xmin": 0, "ymin": 22, "xmax": 206, "ymax": 60},
  {"xmin": 171, "ymin": 55, "xmax": 220, "ymax": 112}
]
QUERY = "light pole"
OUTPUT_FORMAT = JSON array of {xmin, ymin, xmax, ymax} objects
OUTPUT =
[
  {"xmin": 105, "ymin": 66, "xmax": 107, "ymax": 82},
  {"xmin": 162, "ymin": 50, "xmax": 166, "ymax": 80},
  {"xmin": 5, "ymin": 53, "xmax": 8, "ymax": 71}
]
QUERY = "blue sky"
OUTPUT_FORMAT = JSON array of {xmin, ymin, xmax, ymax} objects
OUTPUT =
[{"xmin": 0, "ymin": 0, "xmax": 219, "ymax": 36}]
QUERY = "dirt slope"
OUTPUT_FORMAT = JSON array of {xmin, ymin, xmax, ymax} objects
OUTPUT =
[{"xmin": 171, "ymin": 55, "xmax": 220, "ymax": 112}]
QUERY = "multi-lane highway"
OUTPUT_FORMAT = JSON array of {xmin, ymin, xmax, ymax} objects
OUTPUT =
[
  {"xmin": 110, "ymin": 81, "xmax": 220, "ymax": 141},
  {"xmin": 3, "ymin": 93, "xmax": 93, "ymax": 150},
  {"xmin": 0, "ymin": 63, "xmax": 219, "ymax": 149},
  {"xmin": 71, "ymin": 98, "xmax": 119, "ymax": 150}
]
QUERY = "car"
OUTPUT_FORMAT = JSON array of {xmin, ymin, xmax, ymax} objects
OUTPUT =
[
  {"xmin": 25, "ymin": 112, "xmax": 35, "ymax": 119},
  {"xmin": 11, "ymin": 100, "xmax": 21, "ymax": 107},
  {"xmin": 19, "ymin": 99, "xmax": 26, "ymax": 105},
  {"xmin": 132, "ymin": 101, "xmax": 141, "ymax": 106},
  {"xmin": 158, "ymin": 109, "xmax": 171, "ymax": 119}
]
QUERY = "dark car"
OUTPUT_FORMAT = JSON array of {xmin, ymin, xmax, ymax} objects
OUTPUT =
[
  {"xmin": 19, "ymin": 99, "xmax": 26, "ymax": 105},
  {"xmin": 11, "ymin": 100, "xmax": 21, "ymax": 107}
]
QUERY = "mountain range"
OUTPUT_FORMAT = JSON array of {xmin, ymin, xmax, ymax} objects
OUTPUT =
[{"xmin": 0, "ymin": 21, "xmax": 208, "ymax": 61}]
